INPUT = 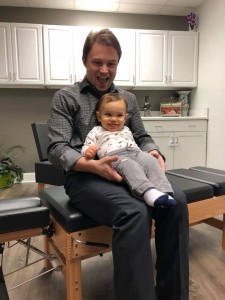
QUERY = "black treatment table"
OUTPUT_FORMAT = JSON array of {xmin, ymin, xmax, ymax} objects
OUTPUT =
[{"xmin": 0, "ymin": 167, "xmax": 225, "ymax": 300}]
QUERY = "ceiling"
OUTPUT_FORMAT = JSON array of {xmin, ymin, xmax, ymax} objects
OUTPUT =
[{"xmin": 0, "ymin": 0, "xmax": 206, "ymax": 16}]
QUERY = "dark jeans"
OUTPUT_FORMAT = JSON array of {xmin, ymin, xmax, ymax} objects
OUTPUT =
[{"xmin": 65, "ymin": 172, "xmax": 189, "ymax": 300}]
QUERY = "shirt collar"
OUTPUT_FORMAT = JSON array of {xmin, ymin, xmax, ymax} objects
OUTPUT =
[{"xmin": 79, "ymin": 77, "xmax": 119, "ymax": 98}]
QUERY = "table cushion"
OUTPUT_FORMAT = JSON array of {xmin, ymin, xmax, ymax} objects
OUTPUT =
[
  {"xmin": 166, "ymin": 168, "xmax": 225, "ymax": 196},
  {"xmin": 166, "ymin": 174, "xmax": 214, "ymax": 203},
  {"xmin": 190, "ymin": 166, "xmax": 225, "ymax": 176},
  {"xmin": 0, "ymin": 197, "xmax": 49, "ymax": 234},
  {"xmin": 39, "ymin": 186, "xmax": 100, "ymax": 233},
  {"xmin": 35, "ymin": 161, "xmax": 65, "ymax": 186}
]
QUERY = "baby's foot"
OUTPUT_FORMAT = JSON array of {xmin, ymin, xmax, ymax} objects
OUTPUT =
[
  {"xmin": 154, "ymin": 195, "xmax": 176, "ymax": 208},
  {"xmin": 144, "ymin": 188, "xmax": 176, "ymax": 208}
]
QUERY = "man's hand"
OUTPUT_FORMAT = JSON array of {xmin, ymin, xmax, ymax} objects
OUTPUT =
[
  {"xmin": 85, "ymin": 145, "xmax": 99, "ymax": 159},
  {"xmin": 74, "ymin": 156, "xmax": 123, "ymax": 182},
  {"xmin": 149, "ymin": 150, "xmax": 166, "ymax": 172}
]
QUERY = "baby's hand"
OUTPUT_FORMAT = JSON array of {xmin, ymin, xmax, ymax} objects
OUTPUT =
[{"xmin": 85, "ymin": 145, "xmax": 99, "ymax": 159}]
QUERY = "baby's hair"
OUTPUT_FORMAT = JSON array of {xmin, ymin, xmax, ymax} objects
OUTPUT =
[{"xmin": 96, "ymin": 93, "xmax": 128, "ymax": 112}]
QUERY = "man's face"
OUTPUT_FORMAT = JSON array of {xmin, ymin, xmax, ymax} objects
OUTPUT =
[{"xmin": 83, "ymin": 42, "xmax": 119, "ymax": 94}]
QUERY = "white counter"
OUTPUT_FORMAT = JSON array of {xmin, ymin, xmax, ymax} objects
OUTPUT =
[{"xmin": 141, "ymin": 108, "xmax": 208, "ymax": 121}]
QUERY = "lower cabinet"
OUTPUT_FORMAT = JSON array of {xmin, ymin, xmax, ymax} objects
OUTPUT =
[{"xmin": 142, "ymin": 119, "xmax": 207, "ymax": 170}]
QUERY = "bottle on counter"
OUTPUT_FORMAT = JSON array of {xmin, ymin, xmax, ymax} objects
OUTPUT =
[{"xmin": 142, "ymin": 96, "xmax": 151, "ymax": 117}]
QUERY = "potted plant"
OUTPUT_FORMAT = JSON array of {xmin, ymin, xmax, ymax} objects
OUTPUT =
[{"xmin": 0, "ymin": 143, "xmax": 25, "ymax": 188}]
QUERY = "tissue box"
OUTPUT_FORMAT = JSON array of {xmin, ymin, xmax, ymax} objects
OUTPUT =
[{"xmin": 160, "ymin": 102, "xmax": 182, "ymax": 117}]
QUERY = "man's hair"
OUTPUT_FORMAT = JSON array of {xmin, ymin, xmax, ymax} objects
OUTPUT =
[
  {"xmin": 82, "ymin": 28, "xmax": 122, "ymax": 63},
  {"xmin": 96, "ymin": 93, "xmax": 127, "ymax": 112}
]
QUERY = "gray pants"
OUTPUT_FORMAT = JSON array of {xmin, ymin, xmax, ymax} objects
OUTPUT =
[{"xmin": 112, "ymin": 150, "xmax": 173, "ymax": 199}]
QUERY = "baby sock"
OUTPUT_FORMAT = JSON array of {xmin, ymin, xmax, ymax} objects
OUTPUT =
[{"xmin": 143, "ymin": 188, "xmax": 176, "ymax": 208}]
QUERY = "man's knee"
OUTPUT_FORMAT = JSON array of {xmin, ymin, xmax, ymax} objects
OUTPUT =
[{"xmin": 113, "ymin": 200, "xmax": 152, "ymax": 230}]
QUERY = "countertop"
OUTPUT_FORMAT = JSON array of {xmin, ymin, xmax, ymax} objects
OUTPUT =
[{"xmin": 140, "ymin": 108, "xmax": 208, "ymax": 121}]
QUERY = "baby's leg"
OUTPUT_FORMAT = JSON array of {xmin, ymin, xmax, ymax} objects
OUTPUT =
[
  {"xmin": 113, "ymin": 155, "xmax": 176, "ymax": 208},
  {"xmin": 134, "ymin": 152, "xmax": 176, "ymax": 207}
]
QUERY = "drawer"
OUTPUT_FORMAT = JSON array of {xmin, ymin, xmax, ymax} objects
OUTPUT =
[{"xmin": 142, "ymin": 119, "xmax": 207, "ymax": 132}]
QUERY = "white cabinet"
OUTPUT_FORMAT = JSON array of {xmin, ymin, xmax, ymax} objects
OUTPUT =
[
  {"xmin": 111, "ymin": 28, "xmax": 135, "ymax": 88},
  {"xmin": 168, "ymin": 31, "xmax": 198, "ymax": 87},
  {"xmin": 73, "ymin": 27, "xmax": 135, "ymax": 88},
  {"xmin": 0, "ymin": 23, "xmax": 199, "ymax": 89},
  {"xmin": 142, "ymin": 119, "xmax": 207, "ymax": 170},
  {"xmin": 136, "ymin": 30, "xmax": 167, "ymax": 87},
  {"xmin": 0, "ymin": 23, "xmax": 13, "ymax": 84},
  {"xmin": 43, "ymin": 25, "xmax": 74, "ymax": 86},
  {"xmin": 136, "ymin": 30, "xmax": 198, "ymax": 88},
  {"xmin": 73, "ymin": 26, "xmax": 98, "ymax": 83},
  {"xmin": 0, "ymin": 23, "xmax": 44, "ymax": 85}
]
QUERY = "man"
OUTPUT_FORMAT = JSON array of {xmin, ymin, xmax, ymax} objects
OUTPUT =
[{"xmin": 48, "ymin": 28, "xmax": 189, "ymax": 300}]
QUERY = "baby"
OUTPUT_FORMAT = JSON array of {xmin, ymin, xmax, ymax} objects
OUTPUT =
[{"xmin": 81, "ymin": 93, "xmax": 176, "ymax": 208}]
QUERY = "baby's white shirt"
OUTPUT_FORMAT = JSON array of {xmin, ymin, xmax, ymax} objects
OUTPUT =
[{"xmin": 81, "ymin": 126, "xmax": 140, "ymax": 158}]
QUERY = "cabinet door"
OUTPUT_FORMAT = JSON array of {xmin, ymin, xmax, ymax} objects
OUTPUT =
[
  {"xmin": 111, "ymin": 28, "xmax": 135, "ymax": 88},
  {"xmin": 136, "ymin": 30, "xmax": 167, "ymax": 87},
  {"xmin": 174, "ymin": 131, "xmax": 206, "ymax": 168},
  {"xmin": 11, "ymin": 23, "xmax": 44, "ymax": 84},
  {"xmin": 43, "ymin": 25, "xmax": 74, "ymax": 86},
  {"xmin": 168, "ymin": 31, "xmax": 198, "ymax": 87},
  {"xmin": 151, "ymin": 132, "xmax": 174, "ymax": 170},
  {"xmin": 73, "ymin": 26, "xmax": 100, "ymax": 82},
  {"xmin": 0, "ymin": 23, "xmax": 13, "ymax": 84}
]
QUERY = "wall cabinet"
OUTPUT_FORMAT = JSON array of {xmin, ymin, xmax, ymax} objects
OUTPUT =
[
  {"xmin": 111, "ymin": 28, "xmax": 135, "ymax": 88},
  {"xmin": 43, "ymin": 25, "xmax": 74, "ymax": 86},
  {"xmin": 142, "ymin": 119, "xmax": 207, "ymax": 170},
  {"xmin": 0, "ymin": 22, "xmax": 44, "ymax": 85},
  {"xmin": 0, "ymin": 23, "xmax": 13, "ymax": 84},
  {"xmin": 73, "ymin": 26, "xmax": 99, "ymax": 83},
  {"xmin": 136, "ymin": 30, "xmax": 198, "ymax": 88},
  {"xmin": 0, "ymin": 22, "xmax": 199, "ymax": 88}
]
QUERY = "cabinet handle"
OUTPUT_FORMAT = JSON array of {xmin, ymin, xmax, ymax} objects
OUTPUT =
[
  {"xmin": 165, "ymin": 76, "xmax": 168, "ymax": 84},
  {"xmin": 155, "ymin": 125, "xmax": 163, "ymax": 132},
  {"xmin": 174, "ymin": 137, "xmax": 178, "ymax": 146},
  {"xmin": 188, "ymin": 125, "xmax": 196, "ymax": 130},
  {"xmin": 168, "ymin": 137, "xmax": 175, "ymax": 147},
  {"xmin": 168, "ymin": 137, "xmax": 178, "ymax": 147}
]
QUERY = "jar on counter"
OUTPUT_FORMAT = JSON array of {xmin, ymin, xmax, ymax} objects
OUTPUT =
[{"xmin": 177, "ymin": 91, "xmax": 191, "ymax": 116}]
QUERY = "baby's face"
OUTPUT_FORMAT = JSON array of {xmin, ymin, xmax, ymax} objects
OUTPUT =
[{"xmin": 96, "ymin": 99, "xmax": 127, "ymax": 132}]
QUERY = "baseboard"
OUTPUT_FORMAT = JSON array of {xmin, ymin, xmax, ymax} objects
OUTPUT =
[{"xmin": 15, "ymin": 172, "xmax": 36, "ymax": 183}]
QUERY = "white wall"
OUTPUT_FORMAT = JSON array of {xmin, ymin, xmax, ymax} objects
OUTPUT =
[{"xmin": 193, "ymin": 0, "xmax": 225, "ymax": 169}]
